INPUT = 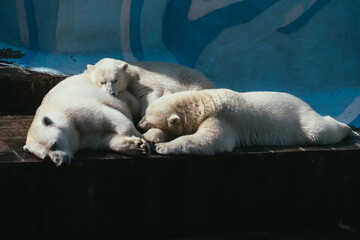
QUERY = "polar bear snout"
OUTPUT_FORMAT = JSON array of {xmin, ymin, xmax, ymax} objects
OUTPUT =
[{"xmin": 138, "ymin": 117, "xmax": 150, "ymax": 131}]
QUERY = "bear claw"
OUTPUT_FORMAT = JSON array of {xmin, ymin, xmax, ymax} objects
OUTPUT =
[{"xmin": 123, "ymin": 136, "xmax": 150, "ymax": 154}]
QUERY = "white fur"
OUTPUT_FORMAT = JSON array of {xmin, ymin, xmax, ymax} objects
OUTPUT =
[
  {"xmin": 139, "ymin": 89, "xmax": 357, "ymax": 155},
  {"xmin": 89, "ymin": 58, "xmax": 215, "ymax": 142},
  {"xmin": 86, "ymin": 59, "xmax": 129, "ymax": 96},
  {"xmin": 86, "ymin": 59, "xmax": 141, "ymax": 121},
  {"xmin": 24, "ymin": 71, "xmax": 148, "ymax": 166}
]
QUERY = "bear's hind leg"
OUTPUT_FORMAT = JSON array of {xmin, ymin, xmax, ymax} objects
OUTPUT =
[
  {"xmin": 315, "ymin": 116, "xmax": 353, "ymax": 145},
  {"xmin": 302, "ymin": 115, "xmax": 353, "ymax": 145}
]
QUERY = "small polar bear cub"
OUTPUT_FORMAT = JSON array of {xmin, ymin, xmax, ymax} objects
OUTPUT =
[
  {"xmin": 86, "ymin": 58, "xmax": 129, "ymax": 97},
  {"xmin": 139, "ymin": 89, "xmax": 359, "ymax": 155},
  {"xmin": 86, "ymin": 58, "xmax": 141, "ymax": 120}
]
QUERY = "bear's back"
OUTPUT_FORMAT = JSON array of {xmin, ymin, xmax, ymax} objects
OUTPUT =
[
  {"xmin": 40, "ymin": 73, "xmax": 128, "ymax": 116},
  {"xmin": 130, "ymin": 61, "xmax": 214, "ymax": 91}
]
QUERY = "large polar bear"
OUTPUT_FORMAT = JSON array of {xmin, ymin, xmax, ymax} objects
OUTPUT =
[
  {"xmin": 138, "ymin": 89, "xmax": 359, "ymax": 155},
  {"xmin": 86, "ymin": 58, "xmax": 215, "ymax": 142},
  {"xmin": 24, "ymin": 71, "xmax": 149, "ymax": 167}
]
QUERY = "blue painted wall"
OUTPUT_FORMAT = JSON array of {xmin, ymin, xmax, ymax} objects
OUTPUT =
[{"xmin": 0, "ymin": 0, "xmax": 360, "ymax": 127}]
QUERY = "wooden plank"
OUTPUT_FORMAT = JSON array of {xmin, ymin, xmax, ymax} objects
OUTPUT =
[{"xmin": 0, "ymin": 115, "xmax": 359, "ymax": 163}]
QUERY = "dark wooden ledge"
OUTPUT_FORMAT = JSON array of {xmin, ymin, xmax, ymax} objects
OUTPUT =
[
  {"xmin": 1, "ymin": 115, "xmax": 360, "ymax": 239},
  {"xmin": 1, "ymin": 115, "xmax": 359, "ymax": 163}
]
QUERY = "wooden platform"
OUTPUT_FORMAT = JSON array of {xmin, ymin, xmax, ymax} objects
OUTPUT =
[
  {"xmin": 1, "ymin": 114, "xmax": 360, "ymax": 163},
  {"xmin": 1, "ymin": 115, "xmax": 360, "ymax": 239}
]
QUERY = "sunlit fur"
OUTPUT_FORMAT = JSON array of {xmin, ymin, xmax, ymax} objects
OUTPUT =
[
  {"xmin": 140, "ymin": 89, "xmax": 358, "ymax": 155},
  {"xmin": 86, "ymin": 58, "xmax": 130, "ymax": 97},
  {"xmin": 24, "ymin": 70, "xmax": 148, "ymax": 166},
  {"xmin": 86, "ymin": 58, "xmax": 140, "ymax": 120},
  {"xmin": 90, "ymin": 58, "xmax": 215, "ymax": 143}
]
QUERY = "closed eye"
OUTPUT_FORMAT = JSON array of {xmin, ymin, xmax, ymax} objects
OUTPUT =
[
  {"xmin": 100, "ymin": 82, "xmax": 106, "ymax": 85},
  {"xmin": 113, "ymin": 79, "xmax": 118, "ymax": 83}
]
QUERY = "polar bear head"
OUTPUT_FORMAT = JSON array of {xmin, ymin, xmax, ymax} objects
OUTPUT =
[
  {"xmin": 23, "ymin": 113, "xmax": 79, "ymax": 167},
  {"xmin": 86, "ymin": 58, "xmax": 129, "ymax": 97},
  {"xmin": 138, "ymin": 93, "xmax": 200, "ymax": 136}
]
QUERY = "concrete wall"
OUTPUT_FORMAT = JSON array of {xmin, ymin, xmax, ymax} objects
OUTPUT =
[{"xmin": 1, "ymin": 0, "xmax": 360, "ymax": 127}]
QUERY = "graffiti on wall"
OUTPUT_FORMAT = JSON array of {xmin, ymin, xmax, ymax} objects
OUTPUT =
[{"xmin": 126, "ymin": 0, "xmax": 331, "ymax": 66}]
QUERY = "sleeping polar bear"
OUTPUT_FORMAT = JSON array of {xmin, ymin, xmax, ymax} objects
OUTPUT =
[
  {"xmin": 138, "ymin": 89, "xmax": 359, "ymax": 155},
  {"xmin": 85, "ymin": 60, "xmax": 141, "ymax": 121},
  {"xmin": 24, "ymin": 71, "xmax": 148, "ymax": 167},
  {"xmin": 86, "ymin": 58, "xmax": 214, "ymax": 142}
]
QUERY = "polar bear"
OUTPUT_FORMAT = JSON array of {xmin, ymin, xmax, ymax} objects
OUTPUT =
[
  {"xmin": 85, "ymin": 59, "xmax": 141, "ymax": 121},
  {"xmin": 86, "ymin": 58, "xmax": 215, "ymax": 142},
  {"xmin": 138, "ymin": 89, "xmax": 358, "ymax": 155},
  {"xmin": 24, "ymin": 71, "xmax": 149, "ymax": 167}
]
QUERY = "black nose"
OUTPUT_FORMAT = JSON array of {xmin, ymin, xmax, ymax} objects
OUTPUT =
[
  {"xmin": 60, "ymin": 155, "xmax": 71, "ymax": 168},
  {"xmin": 137, "ymin": 119, "xmax": 147, "ymax": 133},
  {"xmin": 137, "ymin": 121, "xmax": 143, "ymax": 130},
  {"xmin": 137, "ymin": 118, "xmax": 146, "ymax": 129},
  {"xmin": 111, "ymin": 93, "xmax": 116, "ymax": 96}
]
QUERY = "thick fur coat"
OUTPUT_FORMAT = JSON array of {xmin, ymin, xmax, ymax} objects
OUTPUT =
[
  {"xmin": 87, "ymin": 58, "xmax": 215, "ymax": 142},
  {"xmin": 139, "ymin": 89, "xmax": 358, "ymax": 155},
  {"xmin": 24, "ymin": 72, "xmax": 148, "ymax": 166}
]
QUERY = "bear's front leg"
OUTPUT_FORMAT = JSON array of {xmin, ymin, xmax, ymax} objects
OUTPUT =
[
  {"xmin": 143, "ymin": 128, "xmax": 175, "ymax": 143},
  {"xmin": 81, "ymin": 133, "xmax": 149, "ymax": 155},
  {"xmin": 155, "ymin": 133, "xmax": 216, "ymax": 155},
  {"xmin": 109, "ymin": 135, "xmax": 150, "ymax": 155},
  {"xmin": 155, "ymin": 117, "xmax": 235, "ymax": 155}
]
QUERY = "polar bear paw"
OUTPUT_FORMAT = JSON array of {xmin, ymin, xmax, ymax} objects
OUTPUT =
[
  {"xmin": 143, "ymin": 128, "xmax": 171, "ymax": 143},
  {"xmin": 155, "ymin": 142, "xmax": 178, "ymax": 155},
  {"xmin": 48, "ymin": 151, "xmax": 71, "ymax": 167},
  {"xmin": 123, "ymin": 136, "xmax": 150, "ymax": 154}
]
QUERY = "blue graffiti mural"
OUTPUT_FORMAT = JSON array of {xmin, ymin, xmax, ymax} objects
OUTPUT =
[
  {"xmin": 23, "ymin": 0, "xmax": 39, "ymax": 50},
  {"xmin": 130, "ymin": 0, "xmax": 145, "ymax": 61},
  {"xmin": 162, "ymin": 0, "xmax": 334, "ymax": 67},
  {"xmin": 277, "ymin": 0, "xmax": 332, "ymax": 34},
  {"xmin": 162, "ymin": 0, "xmax": 282, "ymax": 67}
]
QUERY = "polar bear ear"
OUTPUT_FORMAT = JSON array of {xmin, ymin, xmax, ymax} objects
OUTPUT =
[
  {"xmin": 168, "ymin": 114, "xmax": 180, "ymax": 125},
  {"xmin": 121, "ymin": 63, "xmax": 128, "ymax": 71},
  {"xmin": 87, "ymin": 64, "xmax": 94, "ymax": 72},
  {"xmin": 42, "ymin": 116, "xmax": 53, "ymax": 126}
]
